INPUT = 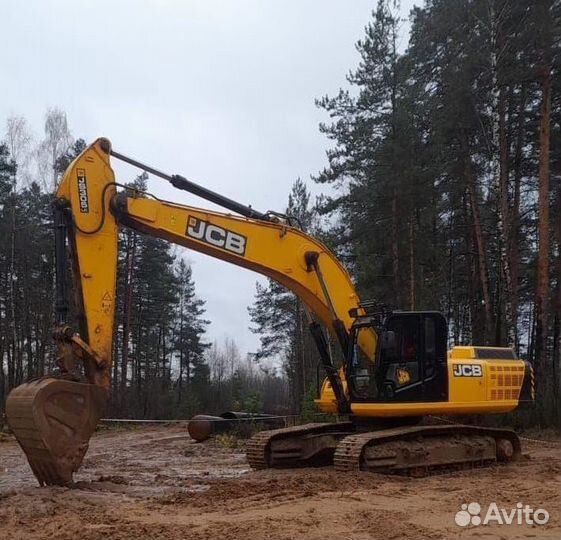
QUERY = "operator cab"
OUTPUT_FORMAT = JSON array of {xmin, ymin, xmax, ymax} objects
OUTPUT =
[{"xmin": 347, "ymin": 310, "xmax": 448, "ymax": 403}]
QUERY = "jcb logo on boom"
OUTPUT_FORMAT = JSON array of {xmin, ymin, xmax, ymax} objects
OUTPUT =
[
  {"xmin": 186, "ymin": 217, "xmax": 247, "ymax": 256},
  {"xmin": 453, "ymin": 364, "xmax": 483, "ymax": 377},
  {"xmin": 76, "ymin": 169, "xmax": 89, "ymax": 213}
]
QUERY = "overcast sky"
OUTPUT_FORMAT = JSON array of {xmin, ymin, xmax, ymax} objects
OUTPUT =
[{"xmin": 1, "ymin": 0, "xmax": 419, "ymax": 357}]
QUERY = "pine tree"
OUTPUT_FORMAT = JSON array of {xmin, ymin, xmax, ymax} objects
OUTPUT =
[
  {"xmin": 54, "ymin": 138, "xmax": 87, "ymax": 175},
  {"xmin": 128, "ymin": 225, "xmax": 179, "ymax": 417},
  {"xmin": 248, "ymin": 179, "xmax": 317, "ymax": 412},
  {"xmin": 174, "ymin": 258, "xmax": 209, "ymax": 404},
  {"xmin": 111, "ymin": 173, "xmax": 183, "ymax": 417},
  {"xmin": 0, "ymin": 144, "xmax": 17, "ymax": 402},
  {"xmin": 314, "ymin": 0, "xmax": 436, "ymax": 310}
]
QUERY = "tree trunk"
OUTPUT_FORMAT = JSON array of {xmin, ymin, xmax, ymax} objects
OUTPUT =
[
  {"xmin": 177, "ymin": 313, "xmax": 184, "ymax": 403},
  {"xmin": 460, "ymin": 130, "xmax": 494, "ymax": 344},
  {"xmin": 552, "ymin": 206, "xmax": 561, "ymax": 427},
  {"xmin": 391, "ymin": 191, "xmax": 400, "ymax": 307},
  {"xmin": 9, "ymin": 185, "xmax": 18, "ymax": 389},
  {"xmin": 409, "ymin": 219, "xmax": 415, "ymax": 310},
  {"xmin": 510, "ymin": 84, "xmax": 527, "ymax": 354},
  {"xmin": 535, "ymin": 65, "xmax": 552, "ymax": 401},
  {"xmin": 0, "ymin": 337, "xmax": 5, "ymax": 406},
  {"xmin": 121, "ymin": 231, "xmax": 137, "ymax": 399},
  {"xmin": 498, "ymin": 84, "xmax": 515, "ymax": 346}
]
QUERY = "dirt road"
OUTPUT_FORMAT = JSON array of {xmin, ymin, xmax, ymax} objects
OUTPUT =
[{"xmin": 0, "ymin": 425, "xmax": 559, "ymax": 540}]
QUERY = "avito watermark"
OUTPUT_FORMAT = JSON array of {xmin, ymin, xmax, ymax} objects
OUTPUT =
[{"xmin": 455, "ymin": 502, "xmax": 549, "ymax": 527}]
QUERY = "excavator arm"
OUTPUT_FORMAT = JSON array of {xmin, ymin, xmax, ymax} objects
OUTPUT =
[{"xmin": 7, "ymin": 137, "xmax": 375, "ymax": 485}]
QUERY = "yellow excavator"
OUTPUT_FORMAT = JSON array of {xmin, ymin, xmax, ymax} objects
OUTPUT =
[{"xmin": 6, "ymin": 138, "xmax": 534, "ymax": 485}]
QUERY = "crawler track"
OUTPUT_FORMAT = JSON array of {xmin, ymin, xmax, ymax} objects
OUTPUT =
[
  {"xmin": 248, "ymin": 422, "xmax": 521, "ymax": 476},
  {"xmin": 246, "ymin": 422, "xmax": 354, "ymax": 469},
  {"xmin": 334, "ymin": 424, "xmax": 521, "ymax": 476}
]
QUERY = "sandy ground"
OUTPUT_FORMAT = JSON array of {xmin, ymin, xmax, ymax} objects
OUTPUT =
[{"xmin": 0, "ymin": 425, "xmax": 559, "ymax": 540}]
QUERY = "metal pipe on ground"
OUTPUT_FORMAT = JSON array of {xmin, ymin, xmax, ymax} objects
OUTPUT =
[
  {"xmin": 188, "ymin": 412, "xmax": 285, "ymax": 442},
  {"xmin": 187, "ymin": 415, "xmax": 232, "ymax": 442}
]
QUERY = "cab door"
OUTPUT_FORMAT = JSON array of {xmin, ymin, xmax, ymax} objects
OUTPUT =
[{"xmin": 378, "ymin": 312, "xmax": 448, "ymax": 402}]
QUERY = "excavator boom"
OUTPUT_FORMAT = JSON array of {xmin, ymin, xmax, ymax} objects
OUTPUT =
[{"xmin": 6, "ymin": 138, "xmax": 373, "ymax": 485}]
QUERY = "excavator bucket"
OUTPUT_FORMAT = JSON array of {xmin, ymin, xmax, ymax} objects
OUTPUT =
[{"xmin": 6, "ymin": 378, "xmax": 106, "ymax": 486}]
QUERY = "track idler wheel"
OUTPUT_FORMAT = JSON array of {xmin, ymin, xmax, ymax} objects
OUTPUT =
[
  {"xmin": 496, "ymin": 438, "xmax": 515, "ymax": 461},
  {"xmin": 6, "ymin": 377, "xmax": 106, "ymax": 486}
]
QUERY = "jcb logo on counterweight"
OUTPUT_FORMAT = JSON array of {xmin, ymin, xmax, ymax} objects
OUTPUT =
[
  {"xmin": 453, "ymin": 364, "xmax": 483, "ymax": 377},
  {"xmin": 76, "ymin": 169, "xmax": 89, "ymax": 213},
  {"xmin": 186, "ymin": 217, "xmax": 247, "ymax": 256}
]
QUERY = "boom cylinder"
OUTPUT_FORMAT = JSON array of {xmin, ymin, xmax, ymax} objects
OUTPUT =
[{"xmin": 109, "ymin": 148, "xmax": 270, "ymax": 221}]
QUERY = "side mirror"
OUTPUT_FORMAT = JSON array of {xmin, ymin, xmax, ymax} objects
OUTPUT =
[{"xmin": 380, "ymin": 331, "xmax": 399, "ymax": 362}]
